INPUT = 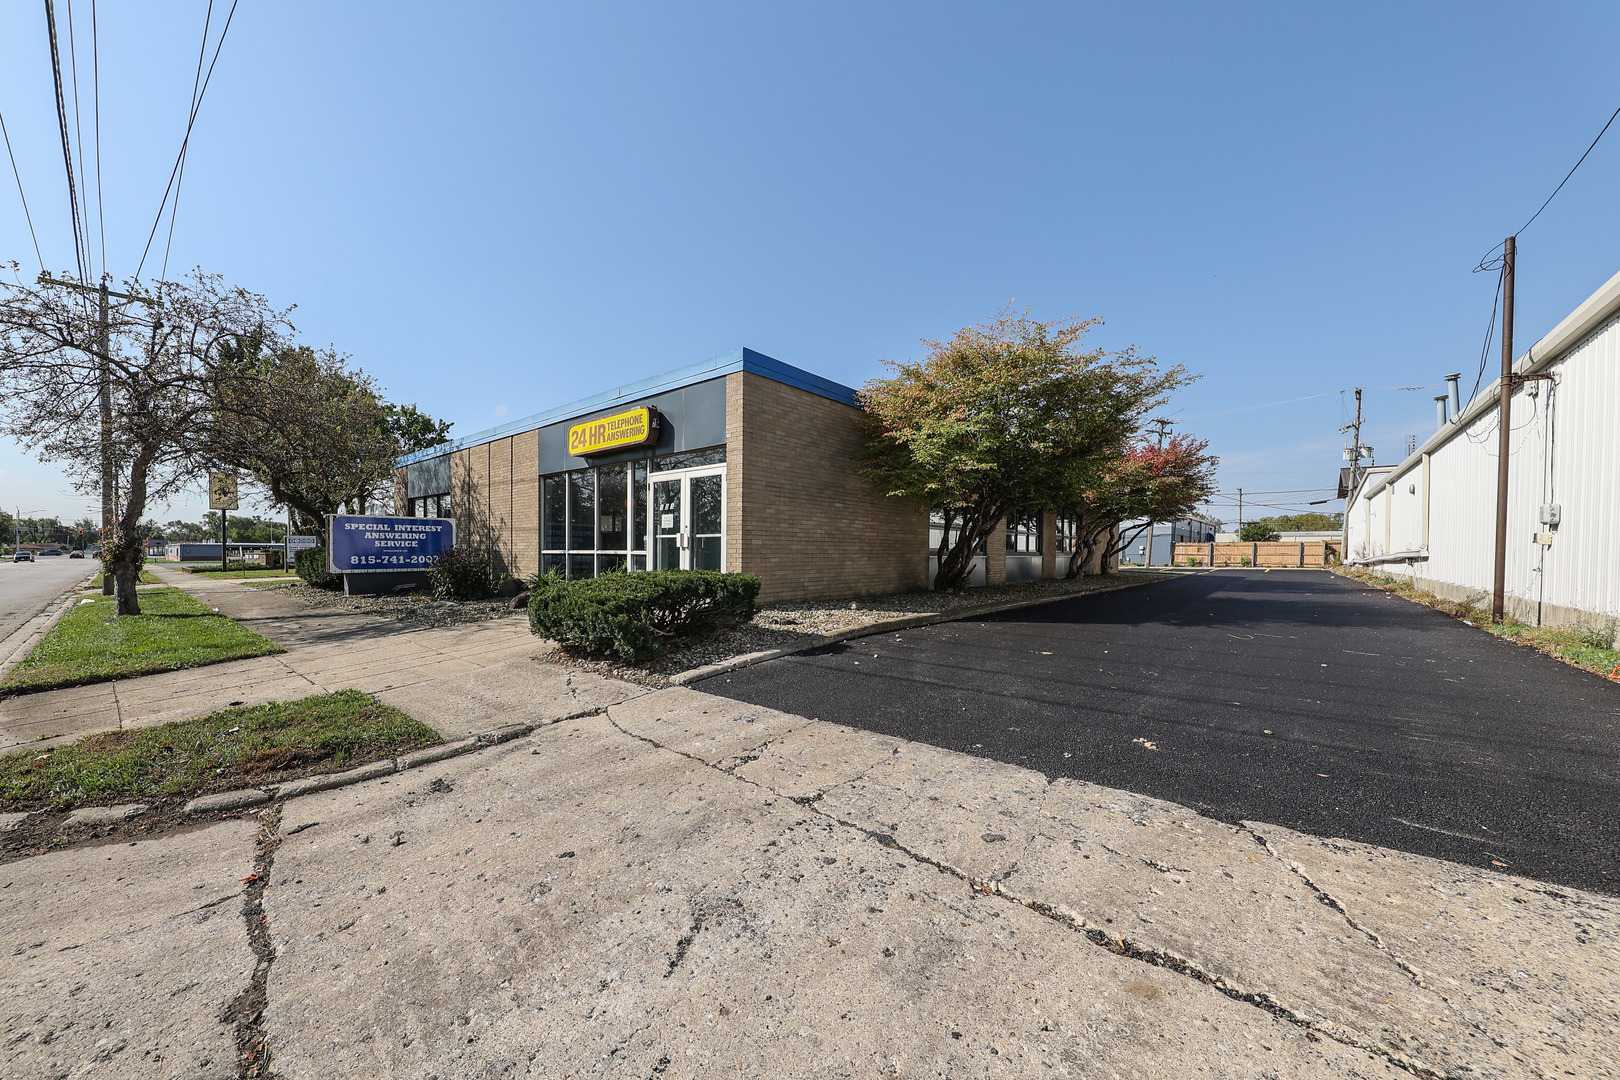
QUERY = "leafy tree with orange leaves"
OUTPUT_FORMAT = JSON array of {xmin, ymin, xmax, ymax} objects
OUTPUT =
[{"xmin": 858, "ymin": 309, "xmax": 1191, "ymax": 590}]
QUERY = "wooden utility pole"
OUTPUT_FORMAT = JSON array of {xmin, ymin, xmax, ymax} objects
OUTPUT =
[
  {"xmin": 1491, "ymin": 237, "xmax": 1516, "ymax": 623},
  {"xmin": 1145, "ymin": 417, "xmax": 1174, "ymax": 565},
  {"xmin": 36, "ymin": 273, "xmax": 146, "ymax": 594}
]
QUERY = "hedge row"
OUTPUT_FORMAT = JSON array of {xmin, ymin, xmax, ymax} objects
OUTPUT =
[{"xmin": 527, "ymin": 570, "xmax": 761, "ymax": 662}]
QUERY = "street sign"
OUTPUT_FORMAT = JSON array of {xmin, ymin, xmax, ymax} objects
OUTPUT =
[
  {"xmin": 326, "ymin": 515, "xmax": 454, "ymax": 574},
  {"xmin": 209, "ymin": 472, "xmax": 239, "ymax": 510}
]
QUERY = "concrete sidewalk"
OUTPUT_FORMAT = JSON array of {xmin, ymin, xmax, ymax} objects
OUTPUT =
[
  {"xmin": 0, "ymin": 572, "xmax": 640, "ymax": 752},
  {"xmin": 6, "ymin": 683, "xmax": 1614, "ymax": 1079}
]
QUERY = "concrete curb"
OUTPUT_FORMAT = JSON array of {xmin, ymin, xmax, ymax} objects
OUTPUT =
[
  {"xmin": 174, "ymin": 709, "xmax": 608, "ymax": 817},
  {"xmin": 0, "ymin": 571, "xmax": 98, "ymax": 682},
  {"xmin": 668, "ymin": 572, "xmax": 1176, "ymax": 686}
]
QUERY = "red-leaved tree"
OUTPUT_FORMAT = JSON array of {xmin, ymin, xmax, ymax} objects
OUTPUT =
[{"xmin": 1066, "ymin": 434, "xmax": 1217, "ymax": 576}]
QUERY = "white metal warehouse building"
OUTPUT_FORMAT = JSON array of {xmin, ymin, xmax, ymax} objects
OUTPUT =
[{"xmin": 1345, "ymin": 267, "xmax": 1620, "ymax": 632}]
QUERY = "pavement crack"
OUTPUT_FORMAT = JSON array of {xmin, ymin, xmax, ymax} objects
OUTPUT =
[
  {"xmin": 1241, "ymin": 823, "xmax": 1433, "ymax": 990},
  {"xmin": 174, "ymin": 891, "xmax": 243, "ymax": 918},
  {"xmin": 222, "ymin": 809, "xmax": 283, "ymax": 1079},
  {"xmin": 601, "ymin": 706, "xmax": 1449, "ymax": 1078}
]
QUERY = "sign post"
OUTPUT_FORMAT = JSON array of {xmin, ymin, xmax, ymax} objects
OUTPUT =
[{"xmin": 209, "ymin": 472, "xmax": 239, "ymax": 572}]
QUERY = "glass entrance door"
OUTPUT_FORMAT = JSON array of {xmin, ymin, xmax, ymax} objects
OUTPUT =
[
  {"xmin": 648, "ymin": 467, "xmax": 725, "ymax": 571},
  {"xmin": 653, "ymin": 477, "xmax": 683, "ymax": 570}
]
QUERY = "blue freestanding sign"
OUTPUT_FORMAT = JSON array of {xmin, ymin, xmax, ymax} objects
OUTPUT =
[{"xmin": 326, "ymin": 515, "xmax": 454, "ymax": 574}]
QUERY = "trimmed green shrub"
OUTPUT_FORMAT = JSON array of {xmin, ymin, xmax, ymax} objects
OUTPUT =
[
  {"xmin": 528, "ymin": 570, "xmax": 761, "ymax": 662},
  {"xmin": 429, "ymin": 546, "xmax": 501, "ymax": 600},
  {"xmin": 295, "ymin": 547, "xmax": 340, "ymax": 590}
]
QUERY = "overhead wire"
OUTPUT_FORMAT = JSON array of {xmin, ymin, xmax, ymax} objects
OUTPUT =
[
  {"xmin": 65, "ymin": 0, "xmax": 92, "ymax": 281},
  {"xmin": 91, "ymin": 0, "xmax": 103, "ymax": 278},
  {"xmin": 160, "ymin": 0, "xmax": 215, "ymax": 284},
  {"xmin": 44, "ymin": 0, "xmax": 89, "ymax": 285},
  {"xmin": 0, "ymin": 107, "xmax": 45, "ymax": 269},
  {"xmin": 136, "ymin": 0, "xmax": 238, "ymax": 283}
]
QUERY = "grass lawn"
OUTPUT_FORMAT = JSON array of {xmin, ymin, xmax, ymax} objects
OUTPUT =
[
  {"xmin": 0, "ymin": 585, "xmax": 284, "ymax": 696},
  {"xmin": 1340, "ymin": 567, "xmax": 1620, "ymax": 679},
  {"xmin": 183, "ymin": 568, "xmax": 299, "ymax": 579},
  {"xmin": 85, "ymin": 570, "xmax": 164, "ymax": 588},
  {"xmin": 0, "ymin": 690, "xmax": 439, "ymax": 810}
]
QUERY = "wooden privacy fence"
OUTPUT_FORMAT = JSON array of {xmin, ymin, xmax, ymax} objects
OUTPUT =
[{"xmin": 1171, "ymin": 540, "xmax": 1341, "ymax": 568}]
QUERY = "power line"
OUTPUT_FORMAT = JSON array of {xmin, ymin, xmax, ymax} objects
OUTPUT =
[
  {"xmin": 1515, "ymin": 102, "xmax": 1620, "ymax": 237},
  {"xmin": 65, "ymin": 0, "xmax": 92, "ymax": 279},
  {"xmin": 0, "ymin": 107, "xmax": 45, "ymax": 269},
  {"xmin": 1467, "ymin": 265, "xmax": 1503, "ymax": 407},
  {"xmin": 136, "ymin": 0, "xmax": 239, "ymax": 283},
  {"xmin": 161, "ymin": 0, "xmax": 214, "ymax": 283},
  {"xmin": 91, "ymin": 0, "xmax": 104, "ymax": 277},
  {"xmin": 44, "ymin": 0, "xmax": 89, "ymax": 284},
  {"xmin": 1476, "ymin": 101, "xmax": 1620, "ymax": 272}
]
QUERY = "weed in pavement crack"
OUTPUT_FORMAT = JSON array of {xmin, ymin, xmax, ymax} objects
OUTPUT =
[{"xmin": 222, "ymin": 808, "xmax": 283, "ymax": 1079}]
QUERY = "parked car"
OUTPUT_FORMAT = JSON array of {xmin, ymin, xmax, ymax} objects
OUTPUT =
[
  {"xmin": 37, "ymin": 549, "xmax": 63, "ymax": 556},
  {"xmin": 68, "ymin": 550, "xmax": 85, "ymax": 559},
  {"xmin": 12, "ymin": 550, "xmax": 33, "ymax": 562}
]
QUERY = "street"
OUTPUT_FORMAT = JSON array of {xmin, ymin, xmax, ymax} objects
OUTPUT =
[
  {"xmin": 702, "ymin": 569, "xmax": 1620, "ymax": 895},
  {"xmin": 0, "ymin": 556, "xmax": 95, "ymax": 645}
]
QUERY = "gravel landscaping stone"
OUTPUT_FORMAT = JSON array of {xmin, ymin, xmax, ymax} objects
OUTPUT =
[
  {"xmin": 244, "ymin": 581, "xmax": 520, "ymax": 629},
  {"xmin": 0, "ymin": 811, "xmax": 30, "ymax": 831}
]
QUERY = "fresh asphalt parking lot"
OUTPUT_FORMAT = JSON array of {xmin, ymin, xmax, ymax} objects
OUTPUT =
[{"xmin": 703, "ymin": 568, "xmax": 1620, "ymax": 895}]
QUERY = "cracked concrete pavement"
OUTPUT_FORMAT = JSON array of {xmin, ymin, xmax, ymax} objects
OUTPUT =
[{"xmin": 6, "ymin": 684, "xmax": 1617, "ymax": 1078}]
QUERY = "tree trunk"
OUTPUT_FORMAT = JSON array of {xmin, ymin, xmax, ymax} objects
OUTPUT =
[
  {"xmin": 110, "ymin": 448, "xmax": 156, "ymax": 616},
  {"xmin": 932, "ymin": 505, "xmax": 996, "ymax": 591},
  {"xmin": 112, "ymin": 537, "xmax": 145, "ymax": 615}
]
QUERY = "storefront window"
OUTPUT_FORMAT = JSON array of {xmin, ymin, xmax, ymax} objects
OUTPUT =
[
  {"xmin": 408, "ymin": 493, "xmax": 450, "ymax": 518},
  {"xmin": 929, "ymin": 507, "xmax": 987, "ymax": 554},
  {"xmin": 541, "ymin": 458, "xmax": 693, "ymax": 579},
  {"xmin": 1006, "ymin": 510, "xmax": 1042, "ymax": 554},
  {"xmin": 1054, "ymin": 513, "xmax": 1078, "ymax": 554},
  {"xmin": 568, "ymin": 472, "xmax": 596, "ymax": 550},
  {"xmin": 542, "ymin": 476, "xmax": 565, "ymax": 549}
]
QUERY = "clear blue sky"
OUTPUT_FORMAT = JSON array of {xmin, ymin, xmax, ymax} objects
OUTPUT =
[{"xmin": 3, "ymin": 2, "xmax": 1618, "ymax": 528}]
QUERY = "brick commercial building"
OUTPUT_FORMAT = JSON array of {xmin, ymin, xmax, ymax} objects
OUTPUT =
[{"xmin": 393, "ymin": 349, "xmax": 1109, "ymax": 603}]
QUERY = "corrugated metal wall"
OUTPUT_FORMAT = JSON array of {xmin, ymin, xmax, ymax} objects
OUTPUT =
[{"xmin": 1347, "ymin": 308, "xmax": 1620, "ymax": 624}]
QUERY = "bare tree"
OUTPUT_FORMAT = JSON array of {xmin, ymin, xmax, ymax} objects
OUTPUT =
[{"xmin": 0, "ymin": 265, "xmax": 291, "ymax": 613}]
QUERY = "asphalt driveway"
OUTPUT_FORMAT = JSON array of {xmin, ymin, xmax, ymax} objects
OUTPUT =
[{"xmin": 701, "ymin": 569, "xmax": 1620, "ymax": 894}]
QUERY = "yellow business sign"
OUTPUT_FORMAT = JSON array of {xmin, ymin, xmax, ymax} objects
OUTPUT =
[{"xmin": 567, "ymin": 406, "xmax": 659, "ymax": 456}]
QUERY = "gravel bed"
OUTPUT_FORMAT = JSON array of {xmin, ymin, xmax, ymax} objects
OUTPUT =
[
  {"xmin": 245, "ymin": 581, "xmax": 521, "ymax": 629},
  {"xmin": 546, "ymin": 571, "xmax": 1177, "ymax": 686}
]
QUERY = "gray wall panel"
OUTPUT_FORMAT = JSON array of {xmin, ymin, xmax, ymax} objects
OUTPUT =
[
  {"xmin": 535, "ymin": 378, "xmax": 727, "ymax": 474},
  {"xmin": 407, "ymin": 455, "xmax": 451, "ymax": 497}
]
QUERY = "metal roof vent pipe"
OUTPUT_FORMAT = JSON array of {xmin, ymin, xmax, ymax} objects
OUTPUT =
[
  {"xmin": 1445, "ymin": 372, "xmax": 1462, "ymax": 419},
  {"xmin": 1434, "ymin": 394, "xmax": 1450, "ymax": 431}
]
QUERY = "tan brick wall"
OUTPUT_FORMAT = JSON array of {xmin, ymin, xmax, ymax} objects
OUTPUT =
[
  {"xmin": 488, "ymin": 435, "xmax": 514, "ymax": 577},
  {"xmin": 1040, "ymin": 512, "xmax": 1056, "ymax": 579},
  {"xmin": 392, "ymin": 468, "xmax": 407, "ymax": 515},
  {"xmin": 984, "ymin": 518, "xmax": 1007, "ymax": 586},
  {"xmin": 511, "ymin": 430, "xmax": 539, "ymax": 579},
  {"xmin": 452, "ymin": 442, "xmax": 496, "ymax": 557},
  {"xmin": 728, "ymin": 371, "xmax": 927, "ymax": 603}
]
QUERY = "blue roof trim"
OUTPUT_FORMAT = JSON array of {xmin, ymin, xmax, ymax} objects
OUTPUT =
[{"xmin": 397, "ymin": 347, "xmax": 860, "ymax": 466}]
